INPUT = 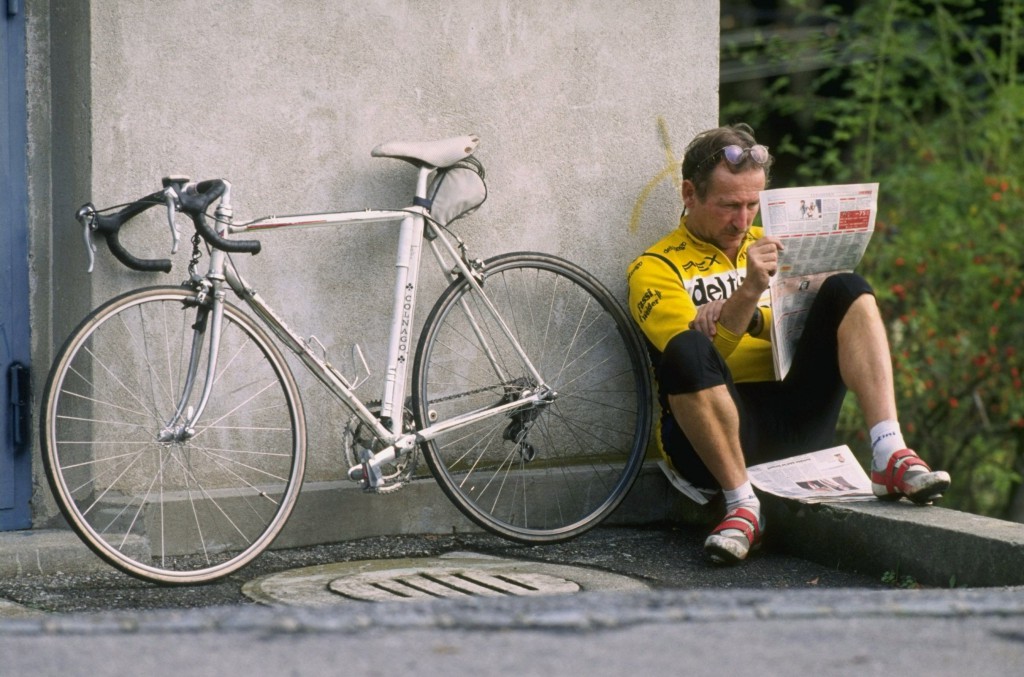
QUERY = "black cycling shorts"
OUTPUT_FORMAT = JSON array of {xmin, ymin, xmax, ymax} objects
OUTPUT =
[{"xmin": 655, "ymin": 272, "xmax": 873, "ymax": 489}]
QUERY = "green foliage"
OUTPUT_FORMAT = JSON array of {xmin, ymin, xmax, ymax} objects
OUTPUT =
[
  {"xmin": 723, "ymin": 0, "xmax": 1024, "ymax": 518},
  {"xmin": 881, "ymin": 568, "xmax": 920, "ymax": 589}
]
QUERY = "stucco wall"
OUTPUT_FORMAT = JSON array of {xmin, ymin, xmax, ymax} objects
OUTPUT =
[{"xmin": 33, "ymin": 0, "xmax": 719, "ymax": 518}]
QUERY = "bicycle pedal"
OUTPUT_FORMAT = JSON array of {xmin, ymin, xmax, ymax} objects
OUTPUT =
[{"xmin": 347, "ymin": 464, "xmax": 367, "ymax": 484}]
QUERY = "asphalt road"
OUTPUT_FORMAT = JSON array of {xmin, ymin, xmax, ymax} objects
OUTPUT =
[
  {"xmin": 0, "ymin": 524, "xmax": 886, "ymax": 615},
  {"xmin": 3, "ymin": 525, "xmax": 1024, "ymax": 676}
]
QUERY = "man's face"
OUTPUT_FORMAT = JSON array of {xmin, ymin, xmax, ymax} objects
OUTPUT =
[{"xmin": 683, "ymin": 164, "xmax": 766, "ymax": 257}]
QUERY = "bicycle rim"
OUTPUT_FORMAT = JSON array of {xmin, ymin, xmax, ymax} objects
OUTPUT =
[
  {"xmin": 41, "ymin": 286, "xmax": 306, "ymax": 584},
  {"xmin": 413, "ymin": 253, "xmax": 651, "ymax": 543}
]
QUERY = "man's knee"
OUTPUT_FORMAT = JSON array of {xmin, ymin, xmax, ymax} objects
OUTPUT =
[
  {"xmin": 821, "ymin": 272, "xmax": 874, "ymax": 306},
  {"xmin": 806, "ymin": 273, "xmax": 876, "ymax": 332},
  {"xmin": 657, "ymin": 330, "xmax": 729, "ymax": 394}
]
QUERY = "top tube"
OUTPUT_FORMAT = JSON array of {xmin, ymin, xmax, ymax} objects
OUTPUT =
[{"xmin": 236, "ymin": 209, "xmax": 412, "ymax": 234}]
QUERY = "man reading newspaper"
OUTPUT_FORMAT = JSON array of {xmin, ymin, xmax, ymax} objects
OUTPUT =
[{"xmin": 626, "ymin": 123, "xmax": 950, "ymax": 564}]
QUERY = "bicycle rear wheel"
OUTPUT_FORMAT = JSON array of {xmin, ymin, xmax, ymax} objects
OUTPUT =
[
  {"xmin": 41, "ymin": 286, "xmax": 305, "ymax": 584},
  {"xmin": 413, "ymin": 252, "xmax": 651, "ymax": 543}
]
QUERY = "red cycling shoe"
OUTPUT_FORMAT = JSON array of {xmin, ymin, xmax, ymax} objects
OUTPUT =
[
  {"xmin": 704, "ymin": 506, "xmax": 763, "ymax": 564},
  {"xmin": 871, "ymin": 449, "xmax": 950, "ymax": 505}
]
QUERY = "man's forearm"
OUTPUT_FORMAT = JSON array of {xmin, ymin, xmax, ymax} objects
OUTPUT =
[{"xmin": 717, "ymin": 284, "xmax": 763, "ymax": 336}]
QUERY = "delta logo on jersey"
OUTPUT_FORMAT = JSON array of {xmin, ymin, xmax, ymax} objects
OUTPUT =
[{"xmin": 684, "ymin": 269, "xmax": 746, "ymax": 306}]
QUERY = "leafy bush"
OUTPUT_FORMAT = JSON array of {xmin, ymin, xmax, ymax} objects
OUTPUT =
[{"xmin": 722, "ymin": 0, "xmax": 1024, "ymax": 517}]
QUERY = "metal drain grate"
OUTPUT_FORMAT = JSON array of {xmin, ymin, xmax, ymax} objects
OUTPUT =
[
  {"xmin": 328, "ymin": 568, "xmax": 580, "ymax": 602},
  {"xmin": 241, "ymin": 553, "xmax": 649, "ymax": 606}
]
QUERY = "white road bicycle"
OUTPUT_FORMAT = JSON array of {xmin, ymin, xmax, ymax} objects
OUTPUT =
[{"xmin": 41, "ymin": 134, "xmax": 652, "ymax": 585}]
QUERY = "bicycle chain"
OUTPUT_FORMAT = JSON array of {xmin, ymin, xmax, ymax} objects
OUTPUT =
[
  {"xmin": 345, "ymin": 381, "xmax": 533, "ymax": 493},
  {"xmin": 426, "ymin": 382, "xmax": 512, "ymax": 406}
]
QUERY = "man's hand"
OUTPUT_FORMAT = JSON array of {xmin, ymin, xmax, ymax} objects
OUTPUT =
[
  {"xmin": 688, "ymin": 237, "xmax": 784, "ymax": 340},
  {"xmin": 689, "ymin": 299, "xmax": 725, "ymax": 337},
  {"xmin": 744, "ymin": 236, "xmax": 784, "ymax": 292}
]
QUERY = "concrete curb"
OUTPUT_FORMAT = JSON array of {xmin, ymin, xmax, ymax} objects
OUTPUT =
[
  {"xmin": 0, "ymin": 465, "xmax": 690, "ymax": 579},
  {"xmin": 762, "ymin": 495, "xmax": 1024, "ymax": 588},
  {"xmin": 3, "ymin": 464, "xmax": 1023, "ymax": 588}
]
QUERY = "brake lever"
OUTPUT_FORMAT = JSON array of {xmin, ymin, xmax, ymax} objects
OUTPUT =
[
  {"xmin": 163, "ymin": 186, "xmax": 182, "ymax": 255},
  {"xmin": 76, "ymin": 203, "xmax": 98, "ymax": 274}
]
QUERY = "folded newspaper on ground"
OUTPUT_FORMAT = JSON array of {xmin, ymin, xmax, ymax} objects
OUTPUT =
[
  {"xmin": 747, "ymin": 445, "xmax": 874, "ymax": 503},
  {"xmin": 657, "ymin": 460, "xmax": 716, "ymax": 505},
  {"xmin": 760, "ymin": 183, "xmax": 879, "ymax": 380}
]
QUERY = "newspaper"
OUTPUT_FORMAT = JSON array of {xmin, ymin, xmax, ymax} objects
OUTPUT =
[
  {"xmin": 747, "ymin": 445, "xmax": 873, "ymax": 503},
  {"xmin": 759, "ymin": 183, "xmax": 879, "ymax": 380},
  {"xmin": 659, "ymin": 445, "xmax": 873, "ymax": 505},
  {"xmin": 657, "ymin": 460, "xmax": 715, "ymax": 505}
]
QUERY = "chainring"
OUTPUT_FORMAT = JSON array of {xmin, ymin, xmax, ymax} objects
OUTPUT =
[{"xmin": 342, "ymin": 400, "xmax": 419, "ymax": 494}]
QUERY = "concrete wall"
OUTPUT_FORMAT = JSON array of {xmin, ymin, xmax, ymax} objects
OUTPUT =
[{"xmin": 28, "ymin": 0, "xmax": 719, "ymax": 523}]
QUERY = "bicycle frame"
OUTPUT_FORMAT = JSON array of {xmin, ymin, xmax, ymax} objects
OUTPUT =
[{"xmin": 182, "ymin": 165, "xmax": 550, "ymax": 488}]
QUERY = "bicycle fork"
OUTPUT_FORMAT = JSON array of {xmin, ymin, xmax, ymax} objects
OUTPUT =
[{"xmin": 156, "ymin": 279, "xmax": 227, "ymax": 444}]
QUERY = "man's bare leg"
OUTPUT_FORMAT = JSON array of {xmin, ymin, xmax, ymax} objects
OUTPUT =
[
  {"xmin": 837, "ymin": 294, "xmax": 897, "ymax": 427},
  {"xmin": 837, "ymin": 294, "xmax": 950, "ymax": 502},
  {"xmin": 668, "ymin": 386, "xmax": 747, "ymax": 490},
  {"xmin": 669, "ymin": 386, "xmax": 762, "ymax": 562}
]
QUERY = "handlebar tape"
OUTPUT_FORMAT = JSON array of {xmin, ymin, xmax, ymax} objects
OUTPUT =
[
  {"xmin": 85, "ymin": 179, "xmax": 261, "ymax": 272},
  {"xmin": 90, "ymin": 191, "xmax": 173, "ymax": 272},
  {"xmin": 179, "ymin": 181, "xmax": 261, "ymax": 255},
  {"xmin": 106, "ymin": 230, "xmax": 174, "ymax": 273}
]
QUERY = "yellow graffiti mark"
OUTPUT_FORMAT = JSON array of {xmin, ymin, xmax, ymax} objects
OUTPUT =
[{"xmin": 629, "ymin": 116, "xmax": 682, "ymax": 233}]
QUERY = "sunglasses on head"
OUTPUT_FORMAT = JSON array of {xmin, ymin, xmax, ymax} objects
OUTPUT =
[{"xmin": 698, "ymin": 144, "xmax": 770, "ymax": 170}]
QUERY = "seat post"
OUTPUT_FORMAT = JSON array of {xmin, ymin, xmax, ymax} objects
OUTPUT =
[{"xmin": 415, "ymin": 165, "xmax": 432, "ymax": 201}]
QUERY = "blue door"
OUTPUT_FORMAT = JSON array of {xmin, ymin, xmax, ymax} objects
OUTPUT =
[{"xmin": 1, "ymin": 1, "xmax": 32, "ymax": 530}]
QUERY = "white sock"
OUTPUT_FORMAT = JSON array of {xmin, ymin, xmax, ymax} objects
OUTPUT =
[
  {"xmin": 723, "ymin": 481, "xmax": 759, "ymax": 515},
  {"xmin": 870, "ymin": 419, "xmax": 907, "ymax": 469}
]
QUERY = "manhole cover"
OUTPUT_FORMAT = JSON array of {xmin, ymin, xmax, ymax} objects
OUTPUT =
[
  {"xmin": 243, "ymin": 551, "xmax": 648, "ymax": 606},
  {"xmin": 328, "ymin": 567, "xmax": 579, "ymax": 601}
]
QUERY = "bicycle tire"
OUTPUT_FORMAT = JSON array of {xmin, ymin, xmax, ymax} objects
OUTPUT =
[
  {"xmin": 412, "ymin": 252, "xmax": 651, "ymax": 543},
  {"xmin": 41, "ymin": 286, "xmax": 306, "ymax": 584}
]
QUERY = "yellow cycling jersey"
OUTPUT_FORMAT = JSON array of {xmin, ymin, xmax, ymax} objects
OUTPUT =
[{"xmin": 627, "ymin": 215, "xmax": 775, "ymax": 383}]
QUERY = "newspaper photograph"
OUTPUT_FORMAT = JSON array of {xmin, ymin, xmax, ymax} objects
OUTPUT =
[
  {"xmin": 759, "ymin": 183, "xmax": 879, "ymax": 379},
  {"xmin": 747, "ymin": 445, "xmax": 874, "ymax": 503}
]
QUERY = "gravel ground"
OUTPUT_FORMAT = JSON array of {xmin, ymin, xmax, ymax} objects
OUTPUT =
[{"xmin": 0, "ymin": 524, "xmax": 886, "ymax": 615}]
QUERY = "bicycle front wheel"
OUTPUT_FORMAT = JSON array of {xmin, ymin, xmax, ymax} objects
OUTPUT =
[
  {"xmin": 413, "ymin": 253, "xmax": 651, "ymax": 543},
  {"xmin": 41, "ymin": 286, "xmax": 306, "ymax": 584}
]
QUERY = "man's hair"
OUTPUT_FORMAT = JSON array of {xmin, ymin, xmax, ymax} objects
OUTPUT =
[{"xmin": 681, "ymin": 123, "xmax": 774, "ymax": 200}]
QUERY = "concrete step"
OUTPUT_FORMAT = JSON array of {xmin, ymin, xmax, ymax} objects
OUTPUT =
[{"xmin": 2, "ymin": 464, "xmax": 1022, "ymax": 588}]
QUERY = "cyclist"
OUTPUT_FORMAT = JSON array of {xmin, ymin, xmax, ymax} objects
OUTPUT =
[{"xmin": 626, "ymin": 123, "xmax": 950, "ymax": 564}]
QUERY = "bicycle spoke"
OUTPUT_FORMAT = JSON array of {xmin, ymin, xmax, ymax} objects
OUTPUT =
[
  {"xmin": 42, "ymin": 287, "xmax": 305, "ymax": 584},
  {"xmin": 415, "ymin": 254, "xmax": 650, "ymax": 543}
]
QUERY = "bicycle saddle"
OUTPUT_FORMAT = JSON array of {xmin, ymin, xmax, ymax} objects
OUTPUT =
[{"xmin": 371, "ymin": 134, "xmax": 480, "ymax": 168}]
